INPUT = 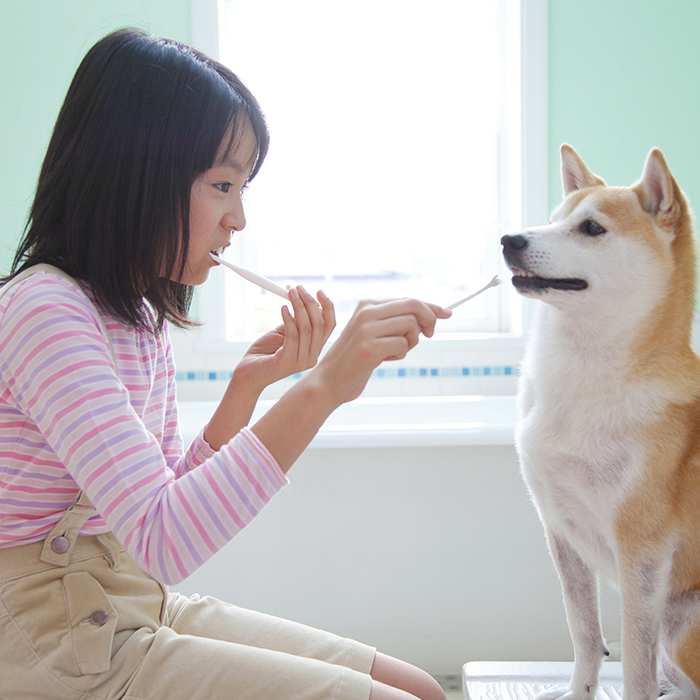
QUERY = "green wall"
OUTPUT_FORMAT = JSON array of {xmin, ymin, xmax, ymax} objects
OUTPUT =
[
  {"xmin": 548, "ymin": 0, "xmax": 700, "ymax": 212},
  {"xmin": 0, "ymin": 0, "xmax": 191, "ymax": 267},
  {"xmin": 3, "ymin": 1, "xmax": 700, "ymax": 274}
]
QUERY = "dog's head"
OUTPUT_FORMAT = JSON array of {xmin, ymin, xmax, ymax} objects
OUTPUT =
[{"xmin": 501, "ymin": 146, "xmax": 694, "ymax": 319}]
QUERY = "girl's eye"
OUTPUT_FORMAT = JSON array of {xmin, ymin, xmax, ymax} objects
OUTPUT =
[
  {"xmin": 214, "ymin": 182, "xmax": 249, "ymax": 195},
  {"xmin": 578, "ymin": 218, "xmax": 607, "ymax": 236}
]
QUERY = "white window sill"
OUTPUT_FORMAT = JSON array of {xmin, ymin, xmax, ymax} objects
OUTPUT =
[{"xmin": 178, "ymin": 394, "xmax": 517, "ymax": 449}]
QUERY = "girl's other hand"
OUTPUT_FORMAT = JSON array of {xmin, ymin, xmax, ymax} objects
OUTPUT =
[{"xmin": 233, "ymin": 285, "xmax": 336, "ymax": 392}]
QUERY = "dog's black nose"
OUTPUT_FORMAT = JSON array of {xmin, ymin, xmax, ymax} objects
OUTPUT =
[{"xmin": 501, "ymin": 234, "xmax": 528, "ymax": 251}]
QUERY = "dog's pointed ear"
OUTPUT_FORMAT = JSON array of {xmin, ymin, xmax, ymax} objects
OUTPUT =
[
  {"xmin": 634, "ymin": 148, "xmax": 676, "ymax": 218},
  {"xmin": 560, "ymin": 144, "xmax": 606, "ymax": 196}
]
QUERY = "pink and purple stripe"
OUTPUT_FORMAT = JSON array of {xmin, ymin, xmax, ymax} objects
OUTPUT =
[{"xmin": 0, "ymin": 272, "xmax": 288, "ymax": 584}]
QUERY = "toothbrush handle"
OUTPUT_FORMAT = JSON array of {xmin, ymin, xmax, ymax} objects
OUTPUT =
[
  {"xmin": 214, "ymin": 255, "xmax": 290, "ymax": 299},
  {"xmin": 446, "ymin": 275, "xmax": 501, "ymax": 309},
  {"xmin": 230, "ymin": 263, "xmax": 290, "ymax": 299}
]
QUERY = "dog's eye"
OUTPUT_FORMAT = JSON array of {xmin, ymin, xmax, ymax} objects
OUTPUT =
[{"xmin": 579, "ymin": 219, "xmax": 607, "ymax": 236}]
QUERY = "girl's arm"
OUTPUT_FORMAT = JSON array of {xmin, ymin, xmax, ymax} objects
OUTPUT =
[
  {"xmin": 160, "ymin": 320, "xmax": 261, "ymax": 474},
  {"xmin": 202, "ymin": 376, "xmax": 262, "ymax": 452},
  {"xmin": 249, "ymin": 371, "xmax": 337, "ymax": 471},
  {"xmin": 0, "ymin": 275, "xmax": 287, "ymax": 585}
]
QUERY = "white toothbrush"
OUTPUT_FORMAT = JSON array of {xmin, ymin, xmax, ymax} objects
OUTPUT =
[
  {"xmin": 446, "ymin": 275, "xmax": 501, "ymax": 310},
  {"xmin": 210, "ymin": 251, "xmax": 499, "ymax": 311},
  {"xmin": 209, "ymin": 252, "xmax": 290, "ymax": 299}
]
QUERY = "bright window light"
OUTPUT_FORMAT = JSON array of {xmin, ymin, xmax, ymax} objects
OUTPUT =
[{"xmin": 217, "ymin": 0, "xmax": 521, "ymax": 342}]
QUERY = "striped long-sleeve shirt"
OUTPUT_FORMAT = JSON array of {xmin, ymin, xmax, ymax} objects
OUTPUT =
[{"xmin": 0, "ymin": 271, "xmax": 288, "ymax": 584}]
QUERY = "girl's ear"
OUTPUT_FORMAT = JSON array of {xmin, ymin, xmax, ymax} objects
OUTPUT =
[
  {"xmin": 560, "ymin": 144, "xmax": 606, "ymax": 196},
  {"xmin": 634, "ymin": 148, "xmax": 676, "ymax": 218}
]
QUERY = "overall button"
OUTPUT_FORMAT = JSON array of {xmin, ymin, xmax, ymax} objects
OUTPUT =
[
  {"xmin": 89, "ymin": 610, "xmax": 109, "ymax": 626},
  {"xmin": 50, "ymin": 535, "xmax": 70, "ymax": 554}
]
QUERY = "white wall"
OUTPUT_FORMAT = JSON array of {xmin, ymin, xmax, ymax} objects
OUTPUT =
[{"xmin": 172, "ymin": 443, "xmax": 621, "ymax": 676}]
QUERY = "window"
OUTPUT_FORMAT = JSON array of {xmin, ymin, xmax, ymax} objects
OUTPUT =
[{"xmin": 193, "ymin": 0, "xmax": 547, "ymax": 369}]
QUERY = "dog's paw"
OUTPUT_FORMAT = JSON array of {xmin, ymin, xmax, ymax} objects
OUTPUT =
[{"xmin": 535, "ymin": 689, "xmax": 591, "ymax": 700}]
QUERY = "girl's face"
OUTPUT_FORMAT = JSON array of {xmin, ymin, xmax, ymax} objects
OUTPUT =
[{"xmin": 164, "ymin": 116, "xmax": 258, "ymax": 285}]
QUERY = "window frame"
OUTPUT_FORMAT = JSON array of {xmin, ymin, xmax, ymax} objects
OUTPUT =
[{"xmin": 189, "ymin": 0, "xmax": 548, "ymax": 371}]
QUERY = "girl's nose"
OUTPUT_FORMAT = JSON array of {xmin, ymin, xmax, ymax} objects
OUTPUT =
[{"xmin": 225, "ymin": 201, "xmax": 246, "ymax": 233}]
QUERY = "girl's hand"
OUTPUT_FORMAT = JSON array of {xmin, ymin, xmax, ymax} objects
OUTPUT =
[
  {"xmin": 310, "ymin": 297, "xmax": 452, "ymax": 405},
  {"xmin": 233, "ymin": 285, "xmax": 336, "ymax": 392}
]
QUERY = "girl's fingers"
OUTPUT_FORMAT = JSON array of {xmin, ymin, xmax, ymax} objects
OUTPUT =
[
  {"xmin": 372, "ymin": 336, "xmax": 410, "ymax": 363},
  {"xmin": 317, "ymin": 289, "xmax": 336, "ymax": 341},
  {"xmin": 370, "ymin": 299, "xmax": 449, "ymax": 337},
  {"xmin": 288, "ymin": 286, "xmax": 312, "ymax": 365},
  {"xmin": 425, "ymin": 301, "xmax": 453, "ymax": 319},
  {"xmin": 371, "ymin": 316, "xmax": 421, "ymax": 349},
  {"xmin": 297, "ymin": 286, "xmax": 325, "ymax": 363},
  {"xmin": 278, "ymin": 305, "xmax": 298, "ymax": 365}
]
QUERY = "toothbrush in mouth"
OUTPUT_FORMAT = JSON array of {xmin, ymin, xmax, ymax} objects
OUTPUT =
[{"xmin": 209, "ymin": 251, "xmax": 290, "ymax": 299}]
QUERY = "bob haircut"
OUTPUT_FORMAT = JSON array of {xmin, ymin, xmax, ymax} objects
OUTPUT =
[{"xmin": 1, "ymin": 27, "xmax": 269, "ymax": 335}]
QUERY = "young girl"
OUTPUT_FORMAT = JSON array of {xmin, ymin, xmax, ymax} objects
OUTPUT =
[{"xmin": 0, "ymin": 28, "xmax": 452, "ymax": 700}]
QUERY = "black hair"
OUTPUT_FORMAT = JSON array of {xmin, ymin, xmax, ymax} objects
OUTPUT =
[{"xmin": 1, "ymin": 27, "xmax": 269, "ymax": 335}]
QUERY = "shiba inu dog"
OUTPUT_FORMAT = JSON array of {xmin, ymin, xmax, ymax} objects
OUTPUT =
[{"xmin": 502, "ymin": 145, "xmax": 700, "ymax": 699}]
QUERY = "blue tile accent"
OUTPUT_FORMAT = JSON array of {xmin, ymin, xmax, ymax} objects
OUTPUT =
[{"xmin": 176, "ymin": 365, "xmax": 520, "ymax": 382}]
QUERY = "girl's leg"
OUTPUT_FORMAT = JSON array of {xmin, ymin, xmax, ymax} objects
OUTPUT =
[
  {"xmin": 163, "ymin": 591, "xmax": 446, "ymax": 700},
  {"xmin": 121, "ymin": 625, "xmax": 375, "ymax": 700},
  {"xmin": 370, "ymin": 652, "xmax": 447, "ymax": 700}
]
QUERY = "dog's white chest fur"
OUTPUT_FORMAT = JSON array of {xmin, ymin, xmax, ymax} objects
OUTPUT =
[{"xmin": 516, "ymin": 322, "xmax": 662, "ymax": 582}]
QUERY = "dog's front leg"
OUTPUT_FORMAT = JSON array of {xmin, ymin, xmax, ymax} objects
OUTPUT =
[
  {"xmin": 618, "ymin": 551, "xmax": 669, "ymax": 700},
  {"xmin": 536, "ymin": 530, "xmax": 607, "ymax": 700}
]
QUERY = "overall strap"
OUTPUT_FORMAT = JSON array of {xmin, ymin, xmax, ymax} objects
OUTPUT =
[{"xmin": 39, "ymin": 490, "xmax": 100, "ymax": 566}]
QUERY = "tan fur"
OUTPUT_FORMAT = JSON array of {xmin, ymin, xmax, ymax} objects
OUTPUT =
[
  {"xmin": 610, "ymin": 164, "xmax": 700, "ymax": 689},
  {"xmin": 678, "ymin": 623, "xmax": 700, "ymax": 686},
  {"xmin": 558, "ymin": 188, "xmax": 601, "ymax": 218}
]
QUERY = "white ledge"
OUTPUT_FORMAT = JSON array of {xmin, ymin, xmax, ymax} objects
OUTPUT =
[{"xmin": 178, "ymin": 395, "xmax": 517, "ymax": 449}]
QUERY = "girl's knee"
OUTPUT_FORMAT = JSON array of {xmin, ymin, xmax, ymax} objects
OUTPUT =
[
  {"xmin": 424, "ymin": 675, "xmax": 447, "ymax": 700},
  {"xmin": 369, "ymin": 652, "xmax": 446, "ymax": 700},
  {"xmin": 369, "ymin": 679, "xmax": 420, "ymax": 700},
  {"xmin": 368, "ymin": 675, "xmax": 446, "ymax": 700},
  {"xmin": 410, "ymin": 670, "xmax": 447, "ymax": 700}
]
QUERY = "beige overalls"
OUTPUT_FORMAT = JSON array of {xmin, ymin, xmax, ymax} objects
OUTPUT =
[{"xmin": 0, "ymin": 265, "xmax": 375, "ymax": 700}]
